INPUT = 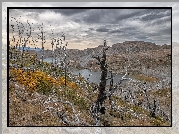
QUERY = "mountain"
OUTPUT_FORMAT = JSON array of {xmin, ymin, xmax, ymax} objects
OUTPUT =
[{"xmin": 19, "ymin": 46, "xmax": 42, "ymax": 51}]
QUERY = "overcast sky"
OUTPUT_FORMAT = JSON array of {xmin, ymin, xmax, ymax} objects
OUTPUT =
[{"xmin": 2, "ymin": 2, "xmax": 178, "ymax": 50}]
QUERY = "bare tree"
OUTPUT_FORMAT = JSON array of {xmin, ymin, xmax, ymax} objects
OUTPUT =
[
  {"xmin": 90, "ymin": 40, "xmax": 133, "ymax": 125},
  {"xmin": 37, "ymin": 23, "xmax": 46, "ymax": 63}
]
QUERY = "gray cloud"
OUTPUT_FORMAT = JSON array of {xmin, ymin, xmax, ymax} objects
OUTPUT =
[
  {"xmin": 51, "ymin": 9, "xmax": 89, "ymax": 16},
  {"xmin": 96, "ymin": 27, "xmax": 110, "ymax": 33},
  {"xmin": 88, "ymin": 28, "xmax": 95, "ymax": 31},
  {"xmin": 115, "ymin": 9, "xmax": 145, "ymax": 21},
  {"xmin": 10, "ymin": 9, "xmax": 89, "ymax": 16},
  {"xmin": 8, "ymin": 8, "xmax": 171, "ymax": 49},
  {"xmin": 140, "ymin": 9, "xmax": 171, "ymax": 23},
  {"xmin": 109, "ymin": 29, "xmax": 123, "ymax": 34}
]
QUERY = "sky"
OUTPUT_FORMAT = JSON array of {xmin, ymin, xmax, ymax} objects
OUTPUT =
[{"xmin": 2, "ymin": 2, "xmax": 178, "ymax": 50}]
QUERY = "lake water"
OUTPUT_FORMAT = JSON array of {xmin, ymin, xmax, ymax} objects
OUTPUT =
[
  {"xmin": 43, "ymin": 57, "xmax": 130, "ymax": 85},
  {"xmin": 42, "ymin": 57, "xmax": 54, "ymax": 63},
  {"xmin": 71, "ymin": 69, "xmax": 129, "ymax": 85}
]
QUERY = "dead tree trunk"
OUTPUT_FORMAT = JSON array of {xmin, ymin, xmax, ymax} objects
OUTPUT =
[
  {"xmin": 109, "ymin": 71, "xmax": 114, "ymax": 109},
  {"xmin": 92, "ymin": 40, "xmax": 109, "ymax": 117},
  {"xmin": 98, "ymin": 49, "xmax": 108, "ymax": 110}
]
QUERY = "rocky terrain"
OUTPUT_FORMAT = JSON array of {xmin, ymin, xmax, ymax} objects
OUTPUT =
[
  {"xmin": 8, "ymin": 41, "xmax": 171, "ymax": 127},
  {"xmin": 36, "ymin": 41, "xmax": 171, "ymax": 80}
]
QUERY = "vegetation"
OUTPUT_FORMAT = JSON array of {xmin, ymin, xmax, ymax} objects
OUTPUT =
[{"xmin": 9, "ymin": 45, "xmax": 171, "ymax": 126}]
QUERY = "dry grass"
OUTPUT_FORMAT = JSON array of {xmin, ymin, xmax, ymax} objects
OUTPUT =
[{"xmin": 131, "ymin": 74, "xmax": 158, "ymax": 82}]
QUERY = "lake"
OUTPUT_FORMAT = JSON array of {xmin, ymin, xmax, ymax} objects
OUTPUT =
[
  {"xmin": 42, "ymin": 57, "xmax": 54, "ymax": 63},
  {"xmin": 43, "ymin": 57, "xmax": 130, "ymax": 85},
  {"xmin": 71, "ymin": 69, "xmax": 129, "ymax": 85}
]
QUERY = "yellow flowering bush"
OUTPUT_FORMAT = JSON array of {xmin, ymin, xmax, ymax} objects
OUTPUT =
[
  {"xmin": 57, "ymin": 76, "xmax": 77, "ymax": 89},
  {"xmin": 10, "ymin": 68, "xmax": 56, "ymax": 93},
  {"xmin": 9, "ymin": 68, "xmax": 77, "ymax": 94}
]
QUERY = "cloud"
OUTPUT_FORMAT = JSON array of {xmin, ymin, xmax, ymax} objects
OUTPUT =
[
  {"xmin": 51, "ymin": 9, "xmax": 89, "ymax": 16},
  {"xmin": 96, "ymin": 27, "xmax": 110, "ymax": 33},
  {"xmin": 109, "ymin": 29, "xmax": 123, "ymax": 34},
  {"xmin": 140, "ymin": 9, "xmax": 170, "ymax": 21},
  {"xmin": 4, "ymin": 3, "xmax": 174, "ymax": 49}
]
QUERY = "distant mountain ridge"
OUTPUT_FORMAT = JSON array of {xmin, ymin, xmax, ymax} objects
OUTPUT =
[
  {"xmin": 32, "ymin": 41, "xmax": 171, "ymax": 60},
  {"xmin": 19, "ymin": 47, "xmax": 42, "ymax": 51},
  {"xmin": 65, "ymin": 41, "xmax": 171, "ymax": 58},
  {"xmin": 112, "ymin": 41, "xmax": 171, "ymax": 52}
]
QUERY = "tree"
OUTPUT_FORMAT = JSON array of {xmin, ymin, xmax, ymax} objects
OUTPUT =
[
  {"xmin": 37, "ymin": 23, "xmax": 46, "ymax": 63},
  {"xmin": 90, "ymin": 40, "xmax": 130, "ymax": 125}
]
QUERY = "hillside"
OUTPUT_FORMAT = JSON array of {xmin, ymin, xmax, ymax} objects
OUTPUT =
[
  {"xmin": 65, "ymin": 41, "xmax": 171, "ymax": 81},
  {"xmin": 8, "ymin": 45, "xmax": 171, "ymax": 126}
]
